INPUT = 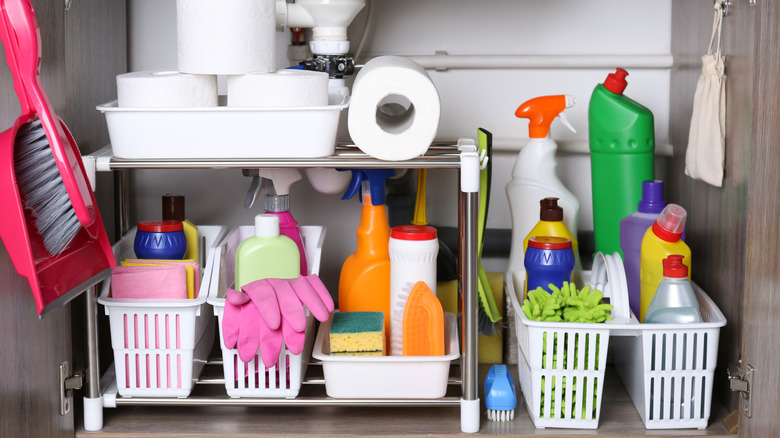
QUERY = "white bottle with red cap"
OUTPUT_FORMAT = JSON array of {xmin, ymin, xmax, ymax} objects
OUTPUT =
[
  {"xmin": 639, "ymin": 204, "xmax": 691, "ymax": 322},
  {"xmin": 644, "ymin": 255, "xmax": 702, "ymax": 324},
  {"xmin": 388, "ymin": 224, "xmax": 439, "ymax": 356}
]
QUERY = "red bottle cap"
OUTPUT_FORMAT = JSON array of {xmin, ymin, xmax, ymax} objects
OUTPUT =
[
  {"xmin": 138, "ymin": 220, "xmax": 183, "ymax": 233},
  {"xmin": 528, "ymin": 236, "xmax": 571, "ymax": 250},
  {"xmin": 391, "ymin": 225, "xmax": 438, "ymax": 241},
  {"xmin": 603, "ymin": 68, "xmax": 629, "ymax": 95},
  {"xmin": 662, "ymin": 254, "xmax": 688, "ymax": 278}
]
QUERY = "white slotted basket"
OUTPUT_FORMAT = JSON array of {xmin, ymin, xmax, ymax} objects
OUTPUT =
[
  {"xmin": 98, "ymin": 225, "xmax": 226, "ymax": 398},
  {"xmin": 507, "ymin": 269, "xmax": 625, "ymax": 429},
  {"xmin": 611, "ymin": 284, "xmax": 726, "ymax": 429},
  {"xmin": 207, "ymin": 225, "xmax": 325, "ymax": 398},
  {"xmin": 508, "ymin": 251, "xmax": 727, "ymax": 430}
]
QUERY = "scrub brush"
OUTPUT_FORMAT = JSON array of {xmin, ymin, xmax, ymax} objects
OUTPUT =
[{"xmin": 484, "ymin": 364, "xmax": 517, "ymax": 421}]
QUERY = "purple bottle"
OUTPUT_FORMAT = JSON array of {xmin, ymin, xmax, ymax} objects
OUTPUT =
[
  {"xmin": 620, "ymin": 180, "xmax": 666, "ymax": 318},
  {"xmin": 265, "ymin": 194, "xmax": 308, "ymax": 276}
]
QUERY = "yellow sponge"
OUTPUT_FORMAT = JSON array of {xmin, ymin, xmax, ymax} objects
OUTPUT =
[{"xmin": 329, "ymin": 311, "xmax": 385, "ymax": 356}]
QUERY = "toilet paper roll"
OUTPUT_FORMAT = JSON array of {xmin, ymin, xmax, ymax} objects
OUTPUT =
[
  {"xmin": 176, "ymin": 0, "xmax": 275, "ymax": 75},
  {"xmin": 227, "ymin": 70, "xmax": 329, "ymax": 107},
  {"xmin": 116, "ymin": 71, "xmax": 218, "ymax": 107},
  {"xmin": 348, "ymin": 56, "xmax": 441, "ymax": 161}
]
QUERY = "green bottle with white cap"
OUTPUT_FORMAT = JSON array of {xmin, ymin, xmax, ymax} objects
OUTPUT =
[{"xmin": 235, "ymin": 214, "xmax": 300, "ymax": 289}]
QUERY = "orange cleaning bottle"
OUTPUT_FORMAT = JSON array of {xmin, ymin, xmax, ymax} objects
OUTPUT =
[{"xmin": 338, "ymin": 169, "xmax": 396, "ymax": 337}]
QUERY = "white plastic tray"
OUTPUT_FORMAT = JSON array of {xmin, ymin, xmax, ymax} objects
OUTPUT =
[
  {"xmin": 312, "ymin": 312, "xmax": 459, "ymax": 399},
  {"xmin": 207, "ymin": 225, "xmax": 325, "ymax": 398},
  {"xmin": 611, "ymin": 285, "xmax": 726, "ymax": 429},
  {"xmin": 97, "ymin": 225, "xmax": 226, "ymax": 398},
  {"xmin": 97, "ymin": 96, "xmax": 349, "ymax": 159},
  {"xmin": 507, "ymin": 266, "xmax": 727, "ymax": 430}
]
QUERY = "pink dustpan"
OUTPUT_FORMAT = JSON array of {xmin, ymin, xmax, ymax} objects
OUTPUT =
[{"xmin": 0, "ymin": 0, "xmax": 115, "ymax": 315}]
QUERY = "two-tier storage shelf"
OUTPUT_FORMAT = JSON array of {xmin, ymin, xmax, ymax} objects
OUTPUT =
[{"xmin": 84, "ymin": 141, "xmax": 484, "ymax": 433}]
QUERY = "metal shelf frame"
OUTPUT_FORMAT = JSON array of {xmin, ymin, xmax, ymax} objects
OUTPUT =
[{"xmin": 86, "ymin": 140, "xmax": 482, "ymax": 433}]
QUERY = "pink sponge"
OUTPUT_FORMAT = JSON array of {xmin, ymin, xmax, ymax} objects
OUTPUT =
[{"xmin": 110, "ymin": 265, "xmax": 188, "ymax": 299}]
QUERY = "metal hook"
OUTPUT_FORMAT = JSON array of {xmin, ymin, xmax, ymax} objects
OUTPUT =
[{"xmin": 716, "ymin": 0, "xmax": 730, "ymax": 17}]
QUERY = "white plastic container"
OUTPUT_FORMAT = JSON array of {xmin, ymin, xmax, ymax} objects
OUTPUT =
[
  {"xmin": 388, "ymin": 224, "xmax": 438, "ymax": 356},
  {"xmin": 97, "ymin": 225, "xmax": 226, "ymax": 398},
  {"xmin": 97, "ymin": 96, "xmax": 348, "ymax": 159},
  {"xmin": 507, "ymin": 254, "xmax": 726, "ymax": 430},
  {"xmin": 312, "ymin": 312, "xmax": 459, "ymax": 399},
  {"xmin": 507, "ymin": 270, "xmax": 620, "ymax": 429},
  {"xmin": 207, "ymin": 225, "xmax": 325, "ymax": 398},
  {"xmin": 611, "ymin": 285, "xmax": 726, "ymax": 429}
]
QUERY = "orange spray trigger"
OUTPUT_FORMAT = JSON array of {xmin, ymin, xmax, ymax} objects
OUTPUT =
[{"xmin": 515, "ymin": 95, "xmax": 576, "ymax": 138}]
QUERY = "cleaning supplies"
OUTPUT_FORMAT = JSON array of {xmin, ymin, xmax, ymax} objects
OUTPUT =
[
  {"xmin": 524, "ymin": 197, "xmax": 579, "ymax": 266},
  {"xmin": 0, "ymin": 0, "xmax": 115, "ymax": 314},
  {"xmin": 639, "ymin": 204, "xmax": 691, "ymax": 322},
  {"xmin": 329, "ymin": 311, "xmax": 386, "ymax": 356},
  {"xmin": 506, "ymin": 95, "xmax": 579, "ymax": 275},
  {"xmin": 402, "ymin": 281, "xmax": 444, "ymax": 356},
  {"xmin": 162, "ymin": 194, "xmax": 198, "ymax": 261},
  {"xmin": 338, "ymin": 168, "xmax": 395, "ymax": 339},
  {"xmin": 484, "ymin": 364, "xmax": 517, "ymax": 422},
  {"xmin": 619, "ymin": 180, "xmax": 667, "ymax": 318},
  {"xmin": 389, "ymin": 224, "xmax": 438, "ymax": 356},
  {"xmin": 133, "ymin": 220, "xmax": 187, "ymax": 260},
  {"xmin": 644, "ymin": 255, "xmax": 702, "ymax": 324},
  {"xmin": 235, "ymin": 214, "xmax": 300, "ymax": 290},
  {"xmin": 589, "ymin": 68, "xmax": 655, "ymax": 256},
  {"xmin": 257, "ymin": 168, "xmax": 308, "ymax": 276},
  {"xmin": 524, "ymin": 236, "xmax": 574, "ymax": 295}
]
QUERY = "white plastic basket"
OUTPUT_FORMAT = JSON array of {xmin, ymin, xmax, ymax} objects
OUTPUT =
[
  {"xmin": 611, "ymin": 284, "xmax": 726, "ymax": 429},
  {"xmin": 207, "ymin": 225, "xmax": 325, "ymax": 398},
  {"xmin": 507, "ymin": 270, "xmax": 626, "ymax": 429},
  {"xmin": 97, "ymin": 96, "xmax": 348, "ymax": 159},
  {"xmin": 97, "ymin": 225, "xmax": 226, "ymax": 398},
  {"xmin": 311, "ymin": 312, "xmax": 460, "ymax": 399}
]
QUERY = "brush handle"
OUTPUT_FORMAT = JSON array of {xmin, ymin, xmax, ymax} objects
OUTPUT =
[
  {"xmin": 2, "ymin": 0, "xmax": 95, "ymax": 227},
  {"xmin": 0, "ymin": 0, "xmax": 32, "ymax": 114}
]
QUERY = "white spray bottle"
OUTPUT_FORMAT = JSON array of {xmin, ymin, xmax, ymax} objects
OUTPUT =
[{"xmin": 506, "ymin": 94, "xmax": 581, "ymax": 274}]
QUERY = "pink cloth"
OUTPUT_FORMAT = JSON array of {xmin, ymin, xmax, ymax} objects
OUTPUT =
[{"xmin": 110, "ymin": 265, "xmax": 187, "ymax": 299}]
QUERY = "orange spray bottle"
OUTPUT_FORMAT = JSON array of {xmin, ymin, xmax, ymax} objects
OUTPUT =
[{"xmin": 338, "ymin": 169, "xmax": 396, "ymax": 337}]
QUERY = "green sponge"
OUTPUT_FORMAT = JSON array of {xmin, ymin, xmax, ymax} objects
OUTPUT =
[{"xmin": 329, "ymin": 311, "xmax": 385, "ymax": 355}]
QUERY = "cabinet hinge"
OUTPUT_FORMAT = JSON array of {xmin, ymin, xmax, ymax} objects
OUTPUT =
[
  {"xmin": 59, "ymin": 361, "xmax": 83, "ymax": 416},
  {"xmin": 728, "ymin": 362, "xmax": 753, "ymax": 418}
]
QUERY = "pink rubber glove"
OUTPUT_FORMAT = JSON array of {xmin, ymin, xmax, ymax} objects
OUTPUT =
[
  {"xmin": 222, "ymin": 288, "xmax": 247, "ymax": 349},
  {"xmin": 290, "ymin": 274, "xmax": 335, "ymax": 322},
  {"xmin": 242, "ymin": 280, "xmax": 281, "ymax": 330},
  {"xmin": 237, "ymin": 300, "xmax": 264, "ymax": 363},
  {"xmin": 256, "ymin": 313, "xmax": 284, "ymax": 368},
  {"xmin": 268, "ymin": 278, "xmax": 307, "ymax": 332},
  {"xmin": 281, "ymin": 318, "xmax": 305, "ymax": 355}
]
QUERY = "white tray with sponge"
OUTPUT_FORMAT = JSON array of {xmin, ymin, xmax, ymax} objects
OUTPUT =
[{"xmin": 312, "ymin": 311, "xmax": 460, "ymax": 399}]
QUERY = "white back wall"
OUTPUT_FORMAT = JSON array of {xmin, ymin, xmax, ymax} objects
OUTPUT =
[{"xmin": 125, "ymin": 0, "xmax": 672, "ymax": 285}]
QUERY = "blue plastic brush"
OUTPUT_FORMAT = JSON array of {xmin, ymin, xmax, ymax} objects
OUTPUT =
[{"xmin": 484, "ymin": 364, "xmax": 517, "ymax": 422}]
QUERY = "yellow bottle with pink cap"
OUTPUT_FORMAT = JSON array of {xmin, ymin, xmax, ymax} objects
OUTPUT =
[{"xmin": 639, "ymin": 203, "xmax": 691, "ymax": 322}]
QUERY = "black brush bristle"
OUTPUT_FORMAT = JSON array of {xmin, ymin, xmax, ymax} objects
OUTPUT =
[{"xmin": 14, "ymin": 118, "xmax": 80, "ymax": 255}]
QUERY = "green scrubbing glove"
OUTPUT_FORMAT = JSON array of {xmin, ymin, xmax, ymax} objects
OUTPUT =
[{"xmin": 525, "ymin": 282, "xmax": 612, "ymax": 419}]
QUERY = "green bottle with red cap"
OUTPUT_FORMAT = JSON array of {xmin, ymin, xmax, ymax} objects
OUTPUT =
[{"xmin": 589, "ymin": 68, "xmax": 655, "ymax": 256}]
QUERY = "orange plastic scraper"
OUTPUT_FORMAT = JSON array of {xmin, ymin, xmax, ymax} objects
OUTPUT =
[{"xmin": 402, "ymin": 281, "xmax": 445, "ymax": 356}]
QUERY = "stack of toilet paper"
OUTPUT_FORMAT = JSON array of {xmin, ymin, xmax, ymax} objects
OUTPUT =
[{"xmin": 117, "ymin": 0, "xmax": 328, "ymax": 109}]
